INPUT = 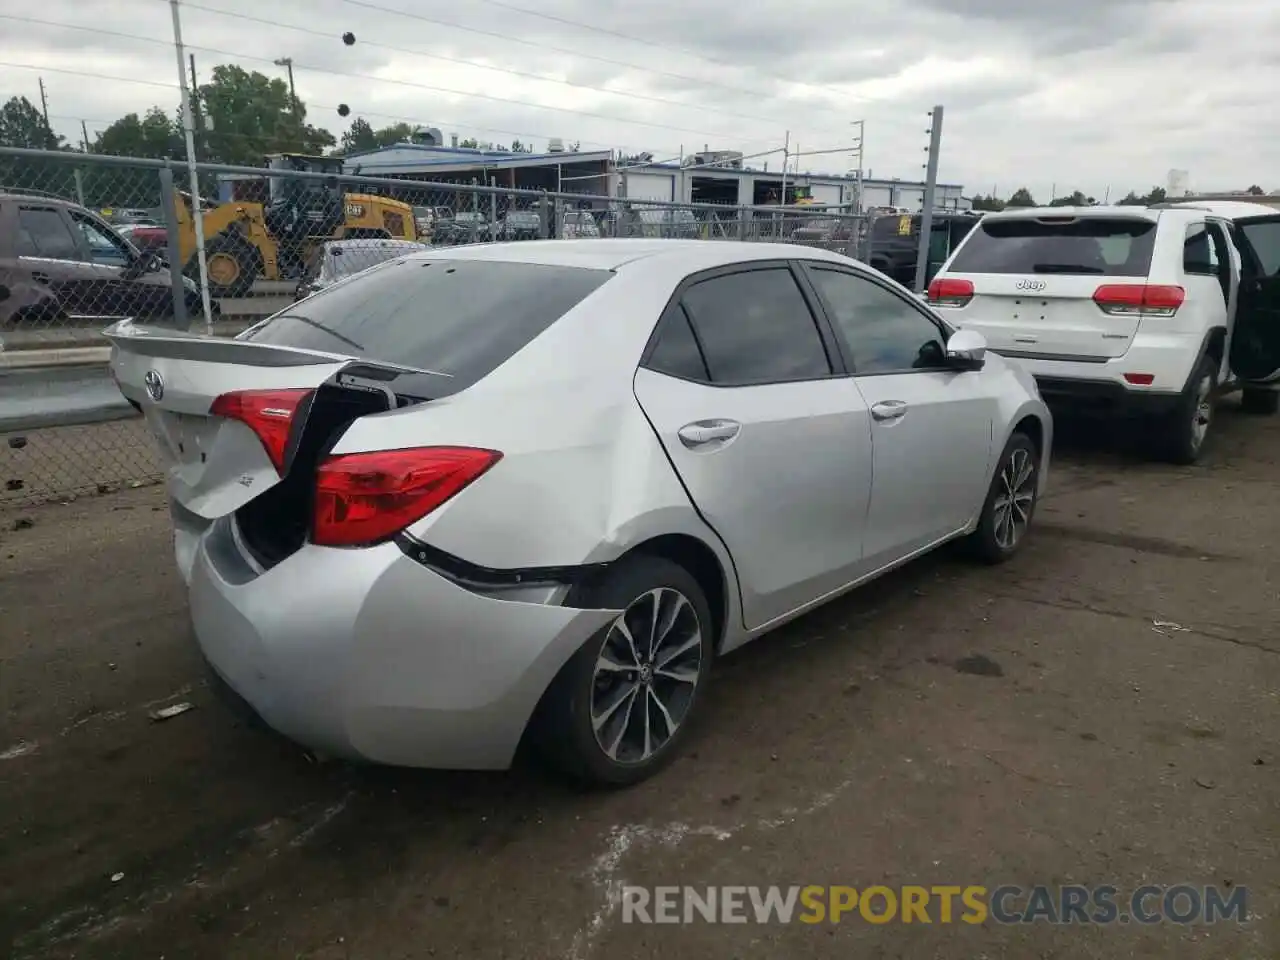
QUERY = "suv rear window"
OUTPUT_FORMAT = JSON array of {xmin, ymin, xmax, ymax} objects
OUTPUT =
[
  {"xmin": 242, "ymin": 259, "xmax": 611, "ymax": 398},
  {"xmin": 947, "ymin": 216, "xmax": 1157, "ymax": 276}
]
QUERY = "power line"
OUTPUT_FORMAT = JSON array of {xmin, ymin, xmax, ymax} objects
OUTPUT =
[
  {"xmin": 172, "ymin": 1, "xmax": 843, "ymax": 133},
  {"xmin": 457, "ymin": 0, "xmax": 873, "ymax": 101},
  {"xmin": 22, "ymin": 64, "xmax": 675, "ymax": 156},
  {"xmin": 1, "ymin": 15, "xmax": 779, "ymax": 143},
  {"xmin": 329, "ymin": 0, "xmax": 807, "ymax": 109}
]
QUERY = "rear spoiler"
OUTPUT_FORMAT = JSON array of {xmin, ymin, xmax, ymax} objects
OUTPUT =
[{"xmin": 105, "ymin": 320, "xmax": 451, "ymax": 378}]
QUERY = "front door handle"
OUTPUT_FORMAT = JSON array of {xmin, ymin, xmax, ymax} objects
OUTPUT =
[
  {"xmin": 678, "ymin": 419, "xmax": 740, "ymax": 449},
  {"xmin": 31, "ymin": 272, "xmax": 51, "ymax": 284},
  {"xmin": 871, "ymin": 400, "xmax": 909, "ymax": 422}
]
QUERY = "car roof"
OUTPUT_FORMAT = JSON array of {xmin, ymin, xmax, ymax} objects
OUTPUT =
[
  {"xmin": 1160, "ymin": 200, "xmax": 1279, "ymax": 221},
  {"xmin": 976, "ymin": 205, "xmax": 1168, "ymax": 223},
  {"xmin": 403, "ymin": 238, "xmax": 858, "ymax": 272},
  {"xmin": 0, "ymin": 191, "xmax": 76, "ymax": 208}
]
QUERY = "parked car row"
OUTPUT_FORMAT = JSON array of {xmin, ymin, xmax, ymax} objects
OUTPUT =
[{"xmin": 108, "ymin": 193, "xmax": 1279, "ymax": 789}]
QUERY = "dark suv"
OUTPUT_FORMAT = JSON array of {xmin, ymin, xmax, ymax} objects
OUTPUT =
[
  {"xmin": 0, "ymin": 190, "xmax": 205, "ymax": 328},
  {"xmin": 866, "ymin": 211, "xmax": 982, "ymax": 288}
]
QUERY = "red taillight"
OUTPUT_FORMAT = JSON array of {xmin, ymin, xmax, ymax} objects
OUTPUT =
[
  {"xmin": 312, "ymin": 446, "xmax": 502, "ymax": 547},
  {"xmin": 927, "ymin": 277, "xmax": 974, "ymax": 307},
  {"xmin": 1092, "ymin": 283, "xmax": 1184, "ymax": 317},
  {"xmin": 209, "ymin": 388, "xmax": 312, "ymax": 474}
]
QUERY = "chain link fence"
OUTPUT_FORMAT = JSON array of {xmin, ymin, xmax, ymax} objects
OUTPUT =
[{"xmin": 1, "ymin": 146, "xmax": 879, "ymax": 507}]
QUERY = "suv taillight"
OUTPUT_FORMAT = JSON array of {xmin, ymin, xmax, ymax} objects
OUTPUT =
[
  {"xmin": 312, "ymin": 446, "xmax": 502, "ymax": 547},
  {"xmin": 210, "ymin": 388, "xmax": 313, "ymax": 474},
  {"xmin": 1092, "ymin": 283, "xmax": 1184, "ymax": 318},
  {"xmin": 927, "ymin": 277, "xmax": 974, "ymax": 307}
]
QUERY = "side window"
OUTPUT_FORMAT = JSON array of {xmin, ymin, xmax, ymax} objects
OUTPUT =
[
  {"xmin": 1182, "ymin": 223, "xmax": 1218, "ymax": 276},
  {"xmin": 646, "ymin": 303, "xmax": 710, "ymax": 382},
  {"xmin": 17, "ymin": 207, "xmax": 80, "ymax": 260},
  {"xmin": 680, "ymin": 268, "xmax": 832, "ymax": 385},
  {"xmin": 808, "ymin": 268, "xmax": 948, "ymax": 374},
  {"xmin": 1237, "ymin": 220, "xmax": 1280, "ymax": 277},
  {"xmin": 71, "ymin": 213, "xmax": 131, "ymax": 266}
]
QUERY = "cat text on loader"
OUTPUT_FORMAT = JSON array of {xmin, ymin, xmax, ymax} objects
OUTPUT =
[{"xmin": 175, "ymin": 153, "xmax": 418, "ymax": 298}]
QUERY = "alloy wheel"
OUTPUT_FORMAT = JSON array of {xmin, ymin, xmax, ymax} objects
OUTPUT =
[
  {"xmin": 590, "ymin": 587, "xmax": 703, "ymax": 765},
  {"xmin": 992, "ymin": 446, "xmax": 1036, "ymax": 550}
]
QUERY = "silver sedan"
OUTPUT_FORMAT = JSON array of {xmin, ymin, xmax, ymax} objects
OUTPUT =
[{"xmin": 108, "ymin": 239, "xmax": 1051, "ymax": 786}]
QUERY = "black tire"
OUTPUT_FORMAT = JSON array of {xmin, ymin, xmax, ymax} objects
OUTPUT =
[
  {"xmin": 533, "ymin": 554, "xmax": 714, "ymax": 787},
  {"xmin": 1153, "ymin": 355, "xmax": 1217, "ymax": 464},
  {"xmin": 187, "ymin": 235, "xmax": 261, "ymax": 299},
  {"xmin": 966, "ymin": 431, "xmax": 1041, "ymax": 564},
  {"xmin": 1240, "ymin": 387, "xmax": 1279, "ymax": 416}
]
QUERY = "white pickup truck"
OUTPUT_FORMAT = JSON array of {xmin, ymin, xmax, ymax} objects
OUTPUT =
[{"xmin": 927, "ymin": 200, "xmax": 1280, "ymax": 463}]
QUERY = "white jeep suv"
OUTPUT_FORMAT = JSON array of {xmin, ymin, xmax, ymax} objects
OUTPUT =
[{"xmin": 928, "ymin": 203, "xmax": 1280, "ymax": 462}]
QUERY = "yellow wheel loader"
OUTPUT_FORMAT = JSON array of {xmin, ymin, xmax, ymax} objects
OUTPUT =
[{"xmin": 175, "ymin": 154, "xmax": 418, "ymax": 298}]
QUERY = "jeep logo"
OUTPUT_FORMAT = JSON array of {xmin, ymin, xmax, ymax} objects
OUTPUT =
[{"xmin": 1015, "ymin": 279, "xmax": 1047, "ymax": 292}]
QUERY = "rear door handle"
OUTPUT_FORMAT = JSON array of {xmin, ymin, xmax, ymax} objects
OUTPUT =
[
  {"xmin": 677, "ymin": 419, "xmax": 740, "ymax": 449},
  {"xmin": 31, "ymin": 272, "xmax": 51, "ymax": 283},
  {"xmin": 871, "ymin": 400, "xmax": 909, "ymax": 422}
]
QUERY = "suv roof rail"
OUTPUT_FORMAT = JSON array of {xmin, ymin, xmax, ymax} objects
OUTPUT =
[{"xmin": 0, "ymin": 185, "xmax": 75, "ymax": 202}]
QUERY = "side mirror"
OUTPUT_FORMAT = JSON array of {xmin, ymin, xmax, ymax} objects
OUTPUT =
[
  {"xmin": 945, "ymin": 328, "xmax": 987, "ymax": 370},
  {"xmin": 121, "ymin": 248, "xmax": 157, "ymax": 280}
]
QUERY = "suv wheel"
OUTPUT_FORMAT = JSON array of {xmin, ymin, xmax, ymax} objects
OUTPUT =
[{"xmin": 1155, "ymin": 355, "xmax": 1217, "ymax": 464}]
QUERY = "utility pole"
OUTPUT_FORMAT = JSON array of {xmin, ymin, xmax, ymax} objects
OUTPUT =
[
  {"xmin": 779, "ymin": 130, "xmax": 790, "ymax": 207},
  {"xmin": 80, "ymin": 120, "xmax": 90, "ymax": 151},
  {"xmin": 274, "ymin": 57, "xmax": 298, "ymax": 117},
  {"xmin": 188, "ymin": 54, "xmax": 203, "ymax": 155},
  {"xmin": 912, "ymin": 104, "xmax": 944, "ymax": 295},
  {"xmin": 851, "ymin": 119, "xmax": 865, "ymax": 215},
  {"xmin": 169, "ymin": 0, "xmax": 214, "ymax": 331},
  {"xmin": 37, "ymin": 78, "xmax": 50, "ymax": 127}
]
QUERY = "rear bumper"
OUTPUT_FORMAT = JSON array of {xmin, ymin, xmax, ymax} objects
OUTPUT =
[
  {"xmin": 1031, "ymin": 377, "xmax": 1182, "ymax": 416},
  {"xmin": 186, "ymin": 516, "xmax": 618, "ymax": 770}
]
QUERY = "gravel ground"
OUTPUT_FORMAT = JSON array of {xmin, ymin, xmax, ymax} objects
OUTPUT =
[{"xmin": 1, "ymin": 400, "xmax": 1277, "ymax": 959}]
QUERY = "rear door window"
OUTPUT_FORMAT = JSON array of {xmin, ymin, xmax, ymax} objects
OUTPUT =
[
  {"xmin": 947, "ymin": 216, "xmax": 1158, "ymax": 276},
  {"xmin": 1236, "ymin": 218, "xmax": 1280, "ymax": 277},
  {"xmin": 679, "ymin": 267, "xmax": 832, "ymax": 385},
  {"xmin": 242, "ymin": 259, "xmax": 611, "ymax": 397},
  {"xmin": 18, "ymin": 207, "xmax": 81, "ymax": 260}
]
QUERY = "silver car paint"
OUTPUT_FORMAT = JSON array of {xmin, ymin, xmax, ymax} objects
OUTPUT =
[{"xmin": 109, "ymin": 239, "xmax": 1051, "ymax": 769}]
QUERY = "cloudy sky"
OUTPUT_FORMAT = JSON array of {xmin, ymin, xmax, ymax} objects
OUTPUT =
[{"xmin": 2, "ymin": 0, "xmax": 1276, "ymax": 200}]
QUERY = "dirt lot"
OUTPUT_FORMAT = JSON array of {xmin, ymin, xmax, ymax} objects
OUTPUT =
[{"xmin": 1, "ymin": 402, "xmax": 1277, "ymax": 959}]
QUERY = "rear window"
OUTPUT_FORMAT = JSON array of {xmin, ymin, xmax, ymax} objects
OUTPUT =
[
  {"xmin": 948, "ymin": 216, "xmax": 1157, "ymax": 276},
  {"xmin": 242, "ymin": 259, "xmax": 611, "ymax": 398}
]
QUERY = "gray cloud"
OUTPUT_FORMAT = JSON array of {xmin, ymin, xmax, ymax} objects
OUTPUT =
[{"xmin": 1, "ymin": 0, "xmax": 1275, "ymax": 197}]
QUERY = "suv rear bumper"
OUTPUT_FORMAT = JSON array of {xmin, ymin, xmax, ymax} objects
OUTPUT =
[{"xmin": 1031, "ymin": 376, "xmax": 1182, "ymax": 416}]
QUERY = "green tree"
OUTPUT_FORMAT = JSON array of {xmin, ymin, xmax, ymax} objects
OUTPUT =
[
  {"xmin": 1049, "ymin": 190, "xmax": 1090, "ymax": 207},
  {"xmin": 1118, "ymin": 191, "xmax": 1143, "ymax": 205},
  {"xmin": 93, "ymin": 107, "xmax": 180, "ymax": 159},
  {"xmin": 969, "ymin": 193, "xmax": 1005, "ymax": 212},
  {"xmin": 459, "ymin": 137, "xmax": 480, "ymax": 149},
  {"xmin": 0, "ymin": 95, "xmax": 63, "ymax": 149},
  {"xmin": 1006, "ymin": 187, "xmax": 1037, "ymax": 207},
  {"xmin": 374, "ymin": 123, "xmax": 415, "ymax": 147},
  {"xmin": 509, "ymin": 138, "xmax": 533, "ymax": 153},
  {"xmin": 340, "ymin": 117, "xmax": 378, "ymax": 154},
  {"xmin": 1246, "ymin": 184, "xmax": 1264, "ymax": 195},
  {"xmin": 197, "ymin": 65, "xmax": 335, "ymax": 165}
]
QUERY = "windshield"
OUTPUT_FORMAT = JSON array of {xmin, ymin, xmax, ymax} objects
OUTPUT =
[
  {"xmin": 947, "ymin": 216, "xmax": 1158, "ymax": 276},
  {"xmin": 455, "ymin": 212, "xmax": 485, "ymax": 223},
  {"xmin": 242, "ymin": 259, "xmax": 612, "ymax": 398},
  {"xmin": 506, "ymin": 212, "xmax": 539, "ymax": 224}
]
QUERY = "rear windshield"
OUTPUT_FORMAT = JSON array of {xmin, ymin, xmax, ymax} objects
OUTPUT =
[
  {"xmin": 948, "ymin": 216, "xmax": 1157, "ymax": 276},
  {"xmin": 243, "ymin": 259, "xmax": 611, "ymax": 398}
]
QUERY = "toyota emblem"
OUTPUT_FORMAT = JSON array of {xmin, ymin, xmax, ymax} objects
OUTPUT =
[{"xmin": 144, "ymin": 369, "xmax": 165, "ymax": 402}]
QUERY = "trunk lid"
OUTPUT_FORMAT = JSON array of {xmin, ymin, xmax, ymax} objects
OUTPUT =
[
  {"xmin": 108, "ymin": 321, "xmax": 364, "ymax": 518},
  {"xmin": 934, "ymin": 211, "xmax": 1161, "ymax": 361}
]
